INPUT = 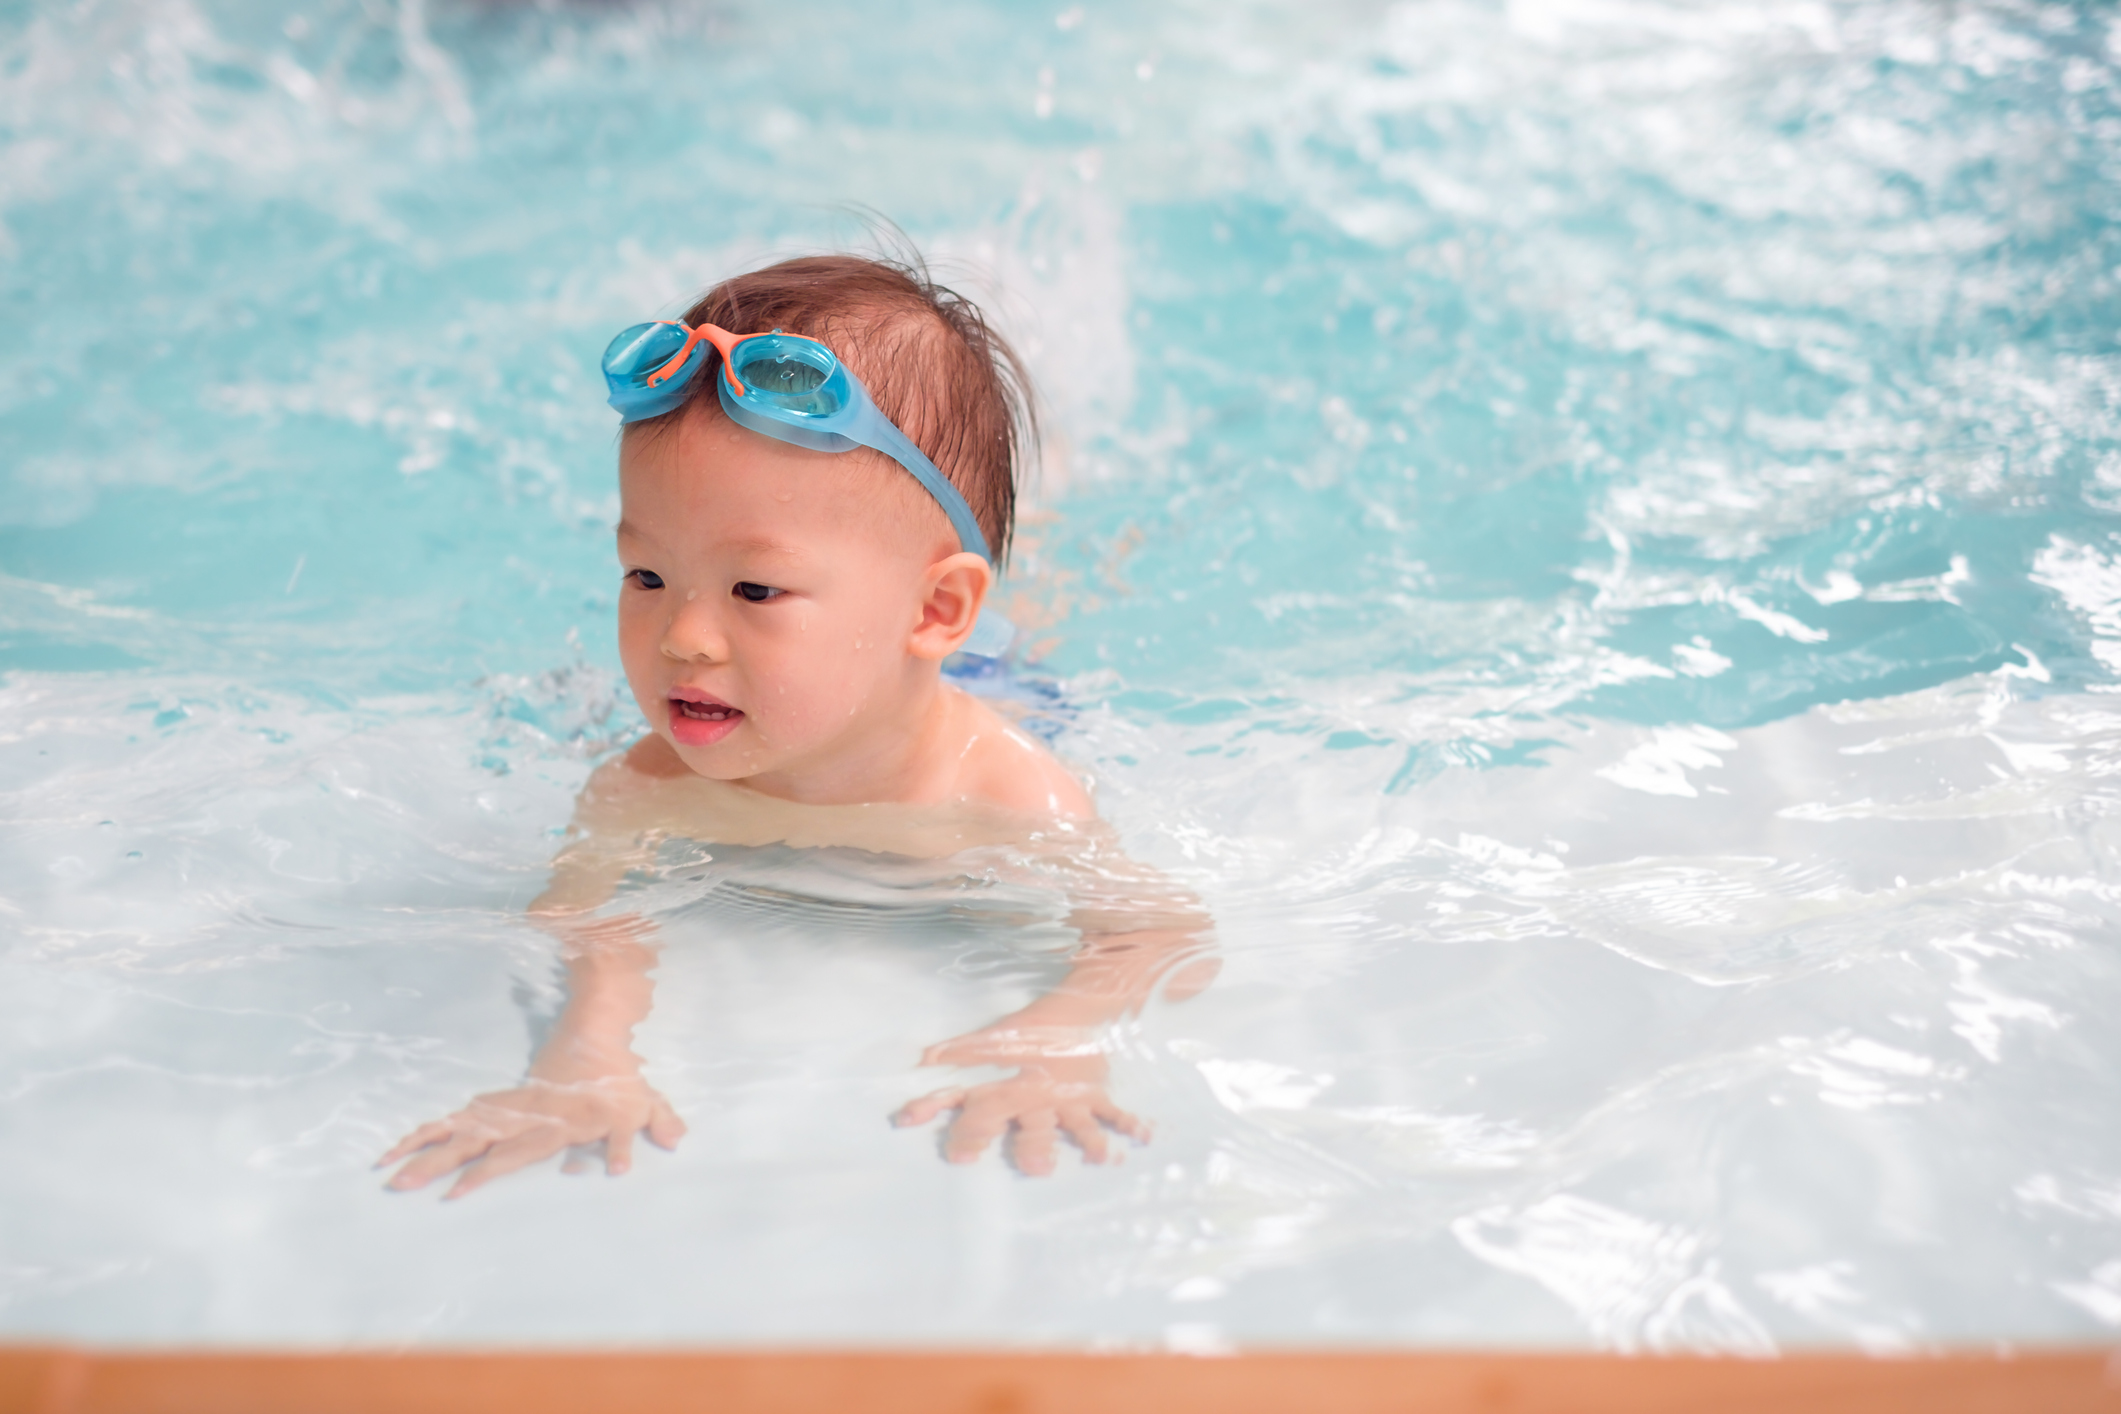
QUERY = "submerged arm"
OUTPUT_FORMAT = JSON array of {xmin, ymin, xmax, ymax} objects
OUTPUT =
[
  {"xmin": 525, "ymin": 910, "xmax": 660, "ymax": 1083},
  {"xmin": 896, "ymin": 846, "xmax": 1218, "ymax": 1175},
  {"xmin": 380, "ymin": 762, "xmax": 687, "ymax": 1197},
  {"xmin": 921, "ymin": 918, "xmax": 1216, "ymax": 1060}
]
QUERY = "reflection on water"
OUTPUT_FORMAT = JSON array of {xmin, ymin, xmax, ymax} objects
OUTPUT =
[{"xmin": 3, "ymin": 0, "xmax": 2121, "ymax": 1352}]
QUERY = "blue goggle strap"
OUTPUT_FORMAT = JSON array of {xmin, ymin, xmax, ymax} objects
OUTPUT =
[
  {"xmin": 843, "ymin": 411, "xmax": 995, "ymax": 566},
  {"xmin": 715, "ymin": 372, "xmax": 994, "ymax": 565}
]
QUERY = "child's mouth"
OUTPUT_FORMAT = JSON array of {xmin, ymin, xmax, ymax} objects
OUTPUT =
[{"xmin": 668, "ymin": 692, "xmax": 744, "ymax": 747}]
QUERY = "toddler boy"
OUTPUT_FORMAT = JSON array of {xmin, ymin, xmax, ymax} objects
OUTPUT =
[{"xmin": 382, "ymin": 255, "xmax": 1211, "ymax": 1197}]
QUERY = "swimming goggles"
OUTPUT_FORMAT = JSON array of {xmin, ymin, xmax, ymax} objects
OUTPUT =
[{"xmin": 603, "ymin": 320, "xmax": 993, "ymax": 560}]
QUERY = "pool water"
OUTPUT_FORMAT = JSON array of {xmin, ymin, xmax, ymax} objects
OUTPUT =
[{"xmin": 4, "ymin": 0, "xmax": 2121, "ymax": 1352}]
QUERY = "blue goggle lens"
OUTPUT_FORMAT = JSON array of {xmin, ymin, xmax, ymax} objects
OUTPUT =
[
  {"xmin": 732, "ymin": 337, "xmax": 841, "ymax": 417},
  {"xmin": 742, "ymin": 356, "xmax": 826, "ymax": 396},
  {"xmin": 603, "ymin": 322, "xmax": 689, "ymax": 383}
]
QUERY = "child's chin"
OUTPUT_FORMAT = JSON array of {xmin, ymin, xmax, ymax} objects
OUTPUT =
[{"xmin": 663, "ymin": 741, "xmax": 752, "ymax": 781}]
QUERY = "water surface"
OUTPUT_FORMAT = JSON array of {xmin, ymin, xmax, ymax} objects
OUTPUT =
[{"xmin": 3, "ymin": 0, "xmax": 2120, "ymax": 1351}]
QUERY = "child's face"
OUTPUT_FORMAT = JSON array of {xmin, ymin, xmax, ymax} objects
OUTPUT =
[{"xmin": 615, "ymin": 408, "xmax": 972, "ymax": 794}]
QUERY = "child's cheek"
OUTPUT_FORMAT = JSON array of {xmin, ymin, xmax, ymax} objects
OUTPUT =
[
  {"xmin": 749, "ymin": 648, "xmax": 830, "ymax": 738},
  {"xmin": 753, "ymin": 643, "xmax": 866, "ymax": 744},
  {"xmin": 614, "ymin": 610, "xmax": 651, "ymax": 677},
  {"xmin": 615, "ymin": 607, "xmax": 669, "ymax": 720}
]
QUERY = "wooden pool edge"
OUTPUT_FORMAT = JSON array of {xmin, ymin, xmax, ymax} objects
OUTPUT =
[{"xmin": 3, "ymin": 1345, "xmax": 2118, "ymax": 1414}]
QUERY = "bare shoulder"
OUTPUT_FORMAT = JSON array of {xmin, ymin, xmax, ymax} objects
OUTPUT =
[
  {"xmin": 532, "ymin": 740, "xmax": 683, "ymax": 914},
  {"xmin": 953, "ymin": 691, "xmax": 1096, "ymax": 821},
  {"xmin": 614, "ymin": 733, "xmax": 694, "ymax": 782},
  {"xmin": 563, "ymin": 737, "xmax": 684, "ymax": 828}
]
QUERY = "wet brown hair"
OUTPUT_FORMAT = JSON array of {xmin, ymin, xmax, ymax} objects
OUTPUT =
[{"xmin": 627, "ymin": 253, "xmax": 1036, "ymax": 564}]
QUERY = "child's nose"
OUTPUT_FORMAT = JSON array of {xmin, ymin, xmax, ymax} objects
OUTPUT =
[{"xmin": 660, "ymin": 598, "xmax": 730, "ymax": 663}]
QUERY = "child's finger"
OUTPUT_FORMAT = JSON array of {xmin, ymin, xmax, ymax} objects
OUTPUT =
[
  {"xmin": 648, "ymin": 1100, "xmax": 686, "ymax": 1150},
  {"xmin": 386, "ymin": 1132, "xmax": 491, "ymax": 1191},
  {"xmin": 606, "ymin": 1128, "xmax": 635, "ymax": 1176},
  {"xmin": 1095, "ymin": 1101, "xmax": 1151, "ymax": 1144},
  {"xmin": 1058, "ymin": 1106, "xmax": 1110, "ymax": 1164},
  {"xmin": 377, "ymin": 1120, "xmax": 454, "ymax": 1167},
  {"xmin": 1010, "ymin": 1110, "xmax": 1061, "ymax": 1177},
  {"xmin": 445, "ymin": 1133, "xmax": 562, "ymax": 1200},
  {"xmin": 893, "ymin": 1087, "xmax": 966, "ymax": 1127},
  {"xmin": 943, "ymin": 1096, "xmax": 1012, "ymax": 1164}
]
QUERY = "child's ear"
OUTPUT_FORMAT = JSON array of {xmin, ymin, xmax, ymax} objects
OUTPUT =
[{"xmin": 909, "ymin": 552, "xmax": 993, "ymax": 661}]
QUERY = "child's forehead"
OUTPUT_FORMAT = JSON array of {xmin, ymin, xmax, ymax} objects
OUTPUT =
[
  {"xmin": 617, "ymin": 414, "xmax": 947, "ymax": 555},
  {"xmin": 615, "ymin": 517, "xmax": 803, "ymax": 557}
]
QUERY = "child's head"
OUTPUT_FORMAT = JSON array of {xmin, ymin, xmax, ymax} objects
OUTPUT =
[{"xmin": 612, "ymin": 255, "xmax": 1036, "ymax": 799}]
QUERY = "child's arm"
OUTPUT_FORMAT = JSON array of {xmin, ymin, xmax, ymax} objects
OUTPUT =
[
  {"xmin": 893, "ymin": 851, "xmax": 1217, "ymax": 1176},
  {"xmin": 379, "ymin": 756, "xmax": 685, "ymax": 1198}
]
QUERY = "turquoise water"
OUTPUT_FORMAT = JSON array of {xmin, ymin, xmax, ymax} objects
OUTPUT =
[{"xmin": 4, "ymin": 0, "xmax": 2121, "ymax": 1350}]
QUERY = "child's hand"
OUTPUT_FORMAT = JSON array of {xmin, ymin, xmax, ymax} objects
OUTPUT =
[
  {"xmin": 894, "ymin": 1052, "xmax": 1148, "ymax": 1177},
  {"xmin": 378, "ymin": 1073, "xmax": 685, "ymax": 1199}
]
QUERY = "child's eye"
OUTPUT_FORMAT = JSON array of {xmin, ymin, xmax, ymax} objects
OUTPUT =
[
  {"xmin": 627, "ymin": 569, "xmax": 665, "ymax": 590},
  {"xmin": 732, "ymin": 581, "xmax": 784, "ymax": 603}
]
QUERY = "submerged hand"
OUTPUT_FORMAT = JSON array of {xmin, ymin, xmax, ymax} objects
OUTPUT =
[
  {"xmin": 894, "ymin": 1052, "xmax": 1147, "ymax": 1177},
  {"xmin": 379, "ymin": 1073, "xmax": 685, "ymax": 1199}
]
